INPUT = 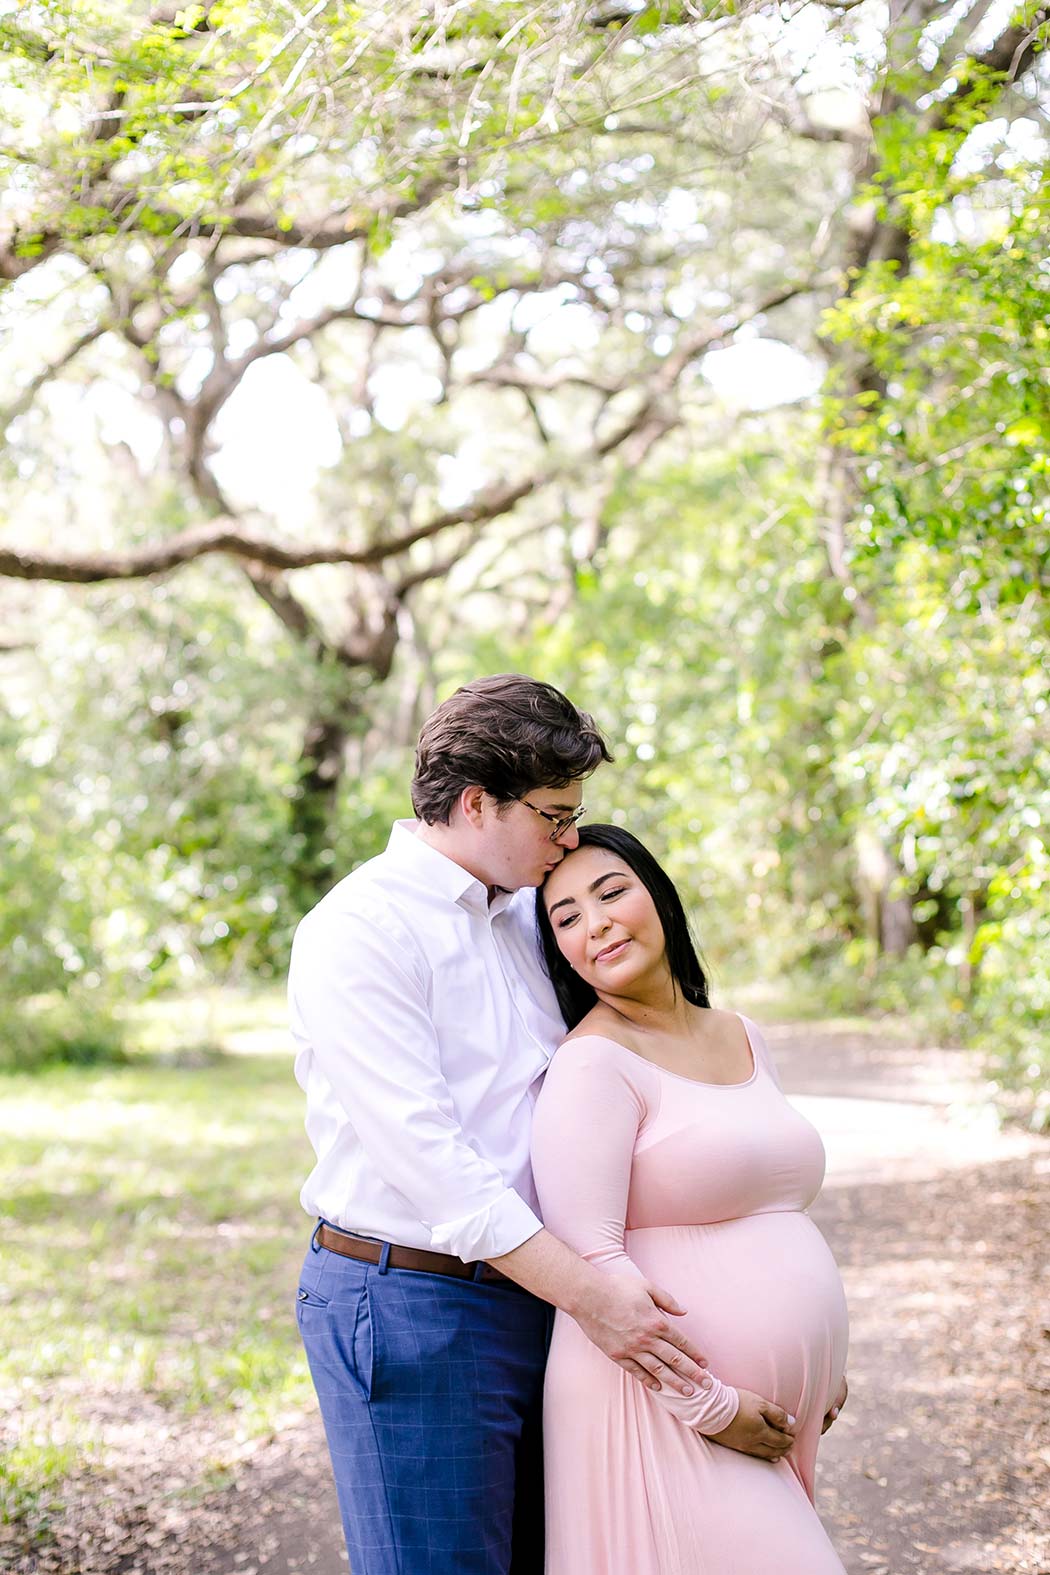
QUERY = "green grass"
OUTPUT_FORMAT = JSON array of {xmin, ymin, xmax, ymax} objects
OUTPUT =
[
  {"xmin": 0, "ymin": 1435, "xmax": 81, "ymax": 1533},
  {"xmin": 0, "ymin": 991, "xmax": 317, "ymax": 1533}
]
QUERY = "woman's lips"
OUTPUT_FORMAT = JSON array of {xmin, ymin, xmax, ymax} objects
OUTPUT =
[{"xmin": 594, "ymin": 939, "xmax": 630, "ymax": 964}]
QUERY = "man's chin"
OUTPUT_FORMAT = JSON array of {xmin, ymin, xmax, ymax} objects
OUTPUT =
[
  {"xmin": 504, "ymin": 860, "xmax": 562, "ymax": 890},
  {"xmin": 519, "ymin": 870, "xmax": 554, "ymax": 889}
]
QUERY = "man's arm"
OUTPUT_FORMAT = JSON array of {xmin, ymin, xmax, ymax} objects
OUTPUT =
[
  {"xmin": 489, "ymin": 1227, "xmax": 710, "ymax": 1397},
  {"xmin": 290, "ymin": 909, "xmax": 543, "ymax": 1261}
]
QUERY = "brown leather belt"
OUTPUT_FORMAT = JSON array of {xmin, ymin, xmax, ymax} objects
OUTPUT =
[{"xmin": 316, "ymin": 1224, "xmax": 514, "ymax": 1285}]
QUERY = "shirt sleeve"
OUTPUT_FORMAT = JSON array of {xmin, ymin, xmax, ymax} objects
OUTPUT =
[
  {"xmin": 289, "ymin": 907, "xmax": 543, "ymax": 1262},
  {"xmin": 531, "ymin": 1038, "xmax": 739, "ymax": 1436}
]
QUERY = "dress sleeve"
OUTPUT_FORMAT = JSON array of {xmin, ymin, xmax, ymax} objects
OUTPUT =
[
  {"xmin": 741, "ymin": 1014, "xmax": 782, "ymax": 1089},
  {"xmin": 531, "ymin": 1037, "xmax": 739, "ymax": 1436}
]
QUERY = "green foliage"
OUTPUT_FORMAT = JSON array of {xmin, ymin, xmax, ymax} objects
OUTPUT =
[
  {"xmin": 0, "ymin": 998, "xmax": 128, "ymax": 1073},
  {"xmin": 968, "ymin": 871, "xmax": 1050, "ymax": 1128},
  {"xmin": 448, "ymin": 418, "xmax": 863, "ymax": 982},
  {"xmin": 0, "ymin": 555, "xmax": 415, "ymax": 1023},
  {"xmin": 449, "ymin": 394, "xmax": 1048, "ymax": 1114},
  {"xmin": 2, "ymin": 567, "xmax": 317, "ymax": 997},
  {"xmin": 0, "ymin": 0, "xmax": 717, "ymax": 263},
  {"xmin": 817, "ymin": 62, "xmax": 1050, "ymax": 1114},
  {"xmin": 822, "ymin": 190, "xmax": 1050, "ymax": 611}
]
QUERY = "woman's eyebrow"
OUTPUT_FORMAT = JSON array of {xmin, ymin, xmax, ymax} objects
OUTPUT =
[{"xmin": 547, "ymin": 870, "xmax": 628, "ymax": 916}]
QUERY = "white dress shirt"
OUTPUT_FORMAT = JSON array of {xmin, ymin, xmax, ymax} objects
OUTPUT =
[{"xmin": 289, "ymin": 820, "xmax": 567, "ymax": 1262}]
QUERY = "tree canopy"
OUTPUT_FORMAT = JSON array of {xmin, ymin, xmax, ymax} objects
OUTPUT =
[{"xmin": 2, "ymin": 0, "xmax": 1048, "ymax": 1115}]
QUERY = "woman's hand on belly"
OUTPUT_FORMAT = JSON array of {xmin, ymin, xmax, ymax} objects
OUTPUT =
[
  {"xmin": 821, "ymin": 1373, "xmax": 848, "ymax": 1435},
  {"xmin": 709, "ymin": 1389, "xmax": 797, "ymax": 1462}
]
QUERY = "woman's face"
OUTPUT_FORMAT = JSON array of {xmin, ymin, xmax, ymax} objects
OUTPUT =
[{"xmin": 543, "ymin": 844, "xmax": 667, "ymax": 995}]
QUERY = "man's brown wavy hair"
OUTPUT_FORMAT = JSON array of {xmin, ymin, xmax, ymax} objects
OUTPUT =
[{"xmin": 410, "ymin": 674, "xmax": 611, "ymax": 826}]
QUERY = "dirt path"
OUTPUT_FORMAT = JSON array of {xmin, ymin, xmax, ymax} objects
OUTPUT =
[
  {"xmin": 773, "ymin": 1022, "xmax": 1049, "ymax": 1575},
  {"xmin": 185, "ymin": 1019, "xmax": 1050, "ymax": 1575}
]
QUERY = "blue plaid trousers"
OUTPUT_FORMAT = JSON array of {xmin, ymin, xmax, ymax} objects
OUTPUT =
[{"xmin": 297, "ymin": 1230, "xmax": 552, "ymax": 1575}]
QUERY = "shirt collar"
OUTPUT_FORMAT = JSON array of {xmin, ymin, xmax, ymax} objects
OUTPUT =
[{"xmin": 385, "ymin": 820, "xmax": 516, "ymax": 916}]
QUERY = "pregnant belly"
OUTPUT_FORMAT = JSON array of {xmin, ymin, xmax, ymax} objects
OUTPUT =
[{"xmin": 626, "ymin": 1210, "xmax": 849, "ymax": 1422}]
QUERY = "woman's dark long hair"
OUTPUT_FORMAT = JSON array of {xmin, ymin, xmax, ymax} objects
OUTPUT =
[{"xmin": 536, "ymin": 823, "xmax": 711, "ymax": 1030}]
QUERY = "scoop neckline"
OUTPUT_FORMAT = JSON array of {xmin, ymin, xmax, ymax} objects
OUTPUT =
[{"xmin": 568, "ymin": 1012, "xmax": 759, "ymax": 1090}]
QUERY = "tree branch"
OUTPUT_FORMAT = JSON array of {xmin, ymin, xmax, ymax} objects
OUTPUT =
[
  {"xmin": 1, "ymin": 324, "xmax": 109, "ymax": 426},
  {"xmin": 466, "ymin": 363, "xmax": 622, "ymax": 396},
  {"xmin": 0, "ymin": 174, "xmax": 453, "ymax": 285},
  {"xmin": 590, "ymin": 275, "xmax": 825, "ymax": 456},
  {"xmin": 392, "ymin": 530, "xmax": 486, "ymax": 597},
  {"xmin": 222, "ymin": 263, "xmax": 590, "ymax": 376},
  {"xmin": 763, "ymin": 95, "xmax": 869, "ymax": 146},
  {"xmin": 846, "ymin": 2, "xmax": 1050, "ymax": 279},
  {"xmin": 928, "ymin": 3, "xmax": 1050, "ymax": 131},
  {"xmin": 0, "ymin": 493, "xmax": 530, "ymax": 581},
  {"xmin": 0, "ymin": 273, "xmax": 823, "ymax": 587},
  {"xmin": 240, "ymin": 564, "xmax": 327, "ymax": 658}
]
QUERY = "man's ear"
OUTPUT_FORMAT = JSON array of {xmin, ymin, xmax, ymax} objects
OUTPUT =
[{"xmin": 459, "ymin": 784, "xmax": 487, "ymax": 829}]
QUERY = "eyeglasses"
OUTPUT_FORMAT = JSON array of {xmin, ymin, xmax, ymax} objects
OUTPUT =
[{"xmin": 517, "ymin": 798, "xmax": 586, "ymax": 843}]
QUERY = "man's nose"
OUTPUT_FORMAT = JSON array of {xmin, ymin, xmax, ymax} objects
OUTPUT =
[{"xmin": 553, "ymin": 822, "xmax": 580, "ymax": 851}]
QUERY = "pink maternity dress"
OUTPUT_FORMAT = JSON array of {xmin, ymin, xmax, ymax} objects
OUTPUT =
[{"xmin": 531, "ymin": 1014, "xmax": 849, "ymax": 1575}]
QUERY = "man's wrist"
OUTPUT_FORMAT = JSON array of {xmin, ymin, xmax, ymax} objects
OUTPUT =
[
  {"xmin": 490, "ymin": 1228, "xmax": 605, "ymax": 1313},
  {"xmin": 559, "ymin": 1257, "xmax": 605, "ymax": 1320}
]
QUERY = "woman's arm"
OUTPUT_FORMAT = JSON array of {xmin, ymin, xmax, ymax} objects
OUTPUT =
[{"xmin": 531, "ymin": 1038, "xmax": 739, "ymax": 1436}]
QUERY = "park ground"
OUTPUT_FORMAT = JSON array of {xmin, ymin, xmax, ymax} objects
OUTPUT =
[{"xmin": 2, "ymin": 995, "xmax": 1048, "ymax": 1575}]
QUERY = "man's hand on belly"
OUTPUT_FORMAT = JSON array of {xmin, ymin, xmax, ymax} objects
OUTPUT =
[
  {"xmin": 568, "ymin": 1269, "xmax": 712, "ymax": 1396},
  {"xmin": 489, "ymin": 1231, "xmax": 709, "ymax": 1397}
]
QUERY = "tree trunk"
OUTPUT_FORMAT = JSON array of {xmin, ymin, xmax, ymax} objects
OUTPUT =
[
  {"xmin": 855, "ymin": 826, "xmax": 917, "ymax": 960},
  {"xmin": 289, "ymin": 713, "xmax": 353, "ymax": 910}
]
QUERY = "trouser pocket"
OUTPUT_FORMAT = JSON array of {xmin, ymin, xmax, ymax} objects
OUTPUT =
[{"xmin": 297, "ymin": 1247, "xmax": 374, "ymax": 1401}]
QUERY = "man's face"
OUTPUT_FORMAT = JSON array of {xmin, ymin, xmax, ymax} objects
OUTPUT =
[{"xmin": 481, "ymin": 782, "xmax": 585, "ymax": 892}]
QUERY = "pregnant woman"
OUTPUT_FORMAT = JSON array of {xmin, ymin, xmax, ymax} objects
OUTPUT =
[{"xmin": 531, "ymin": 825, "xmax": 849, "ymax": 1574}]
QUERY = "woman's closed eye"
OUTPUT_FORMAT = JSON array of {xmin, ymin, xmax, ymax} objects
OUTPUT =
[{"xmin": 554, "ymin": 886, "xmax": 627, "ymax": 929}]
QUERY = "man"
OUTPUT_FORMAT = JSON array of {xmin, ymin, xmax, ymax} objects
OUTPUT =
[{"xmin": 290, "ymin": 675, "xmax": 711, "ymax": 1575}]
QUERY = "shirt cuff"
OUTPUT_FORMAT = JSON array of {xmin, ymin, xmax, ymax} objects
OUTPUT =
[{"xmin": 429, "ymin": 1188, "xmax": 544, "ymax": 1262}]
